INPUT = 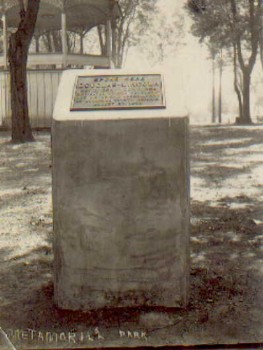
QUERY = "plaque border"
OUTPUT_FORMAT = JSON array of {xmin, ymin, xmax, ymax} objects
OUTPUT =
[{"xmin": 70, "ymin": 73, "xmax": 166, "ymax": 111}]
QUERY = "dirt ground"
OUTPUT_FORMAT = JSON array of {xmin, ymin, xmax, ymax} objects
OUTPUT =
[{"xmin": 0, "ymin": 125, "xmax": 262, "ymax": 349}]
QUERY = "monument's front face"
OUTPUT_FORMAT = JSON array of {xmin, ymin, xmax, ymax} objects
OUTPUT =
[{"xmin": 52, "ymin": 70, "xmax": 190, "ymax": 310}]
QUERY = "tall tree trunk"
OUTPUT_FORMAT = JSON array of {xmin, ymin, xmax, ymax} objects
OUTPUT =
[
  {"xmin": 97, "ymin": 25, "xmax": 107, "ymax": 56},
  {"xmin": 233, "ymin": 44, "xmax": 243, "ymax": 119},
  {"xmin": 66, "ymin": 32, "xmax": 72, "ymax": 53},
  {"xmin": 241, "ymin": 69, "xmax": 252, "ymax": 124},
  {"xmin": 260, "ymin": 32, "xmax": 263, "ymax": 69},
  {"xmin": 35, "ymin": 34, "xmax": 40, "ymax": 53},
  {"xmin": 8, "ymin": 0, "xmax": 40, "ymax": 143},
  {"xmin": 80, "ymin": 33, "xmax": 84, "ymax": 54},
  {"xmin": 52, "ymin": 31, "xmax": 62, "ymax": 52},
  {"xmin": 212, "ymin": 57, "xmax": 216, "ymax": 123},
  {"xmin": 259, "ymin": 2, "xmax": 263, "ymax": 69},
  {"xmin": 47, "ymin": 32, "xmax": 53, "ymax": 52},
  {"xmin": 218, "ymin": 72, "xmax": 222, "ymax": 123},
  {"xmin": 230, "ymin": 0, "xmax": 259, "ymax": 125},
  {"xmin": 9, "ymin": 36, "xmax": 33, "ymax": 142},
  {"xmin": 218, "ymin": 52, "xmax": 223, "ymax": 124}
]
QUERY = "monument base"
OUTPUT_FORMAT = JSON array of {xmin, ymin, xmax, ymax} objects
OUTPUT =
[{"xmin": 52, "ymin": 117, "xmax": 189, "ymax": 310}]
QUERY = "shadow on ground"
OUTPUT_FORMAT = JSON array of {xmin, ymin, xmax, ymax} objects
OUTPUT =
[{"xmin": 0, "ymin": 126, "xmax": 263, "ymax": 347}]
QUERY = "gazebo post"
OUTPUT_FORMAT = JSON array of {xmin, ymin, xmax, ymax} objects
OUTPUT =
[
  {"xmin": 2, "ymin": 10, "xmax": 7, "ymax": 69},
  {"xmin": 106, "ymin": 19, "xmax": 112, "ymax": 67},
  {"xmin": 61, "ymin": 2, "xmax": 67, "ymax": 68},
  {"xmin": 111, "ymin": 19, "xmax": 117, "ymax": 67}
]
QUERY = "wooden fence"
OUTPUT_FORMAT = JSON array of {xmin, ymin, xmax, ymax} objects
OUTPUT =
[{"xmin": 0, "ymin": 70, "xmax": 62, "ymax": 128}]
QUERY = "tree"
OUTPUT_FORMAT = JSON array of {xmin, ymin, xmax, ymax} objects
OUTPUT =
[
  {"xmin": 218, "ymin": 48, "xmax": 223, "ymax": 123},
  {"xmin": 260, "ymin": 33, "xmax": 263, "ymax": 69},
  {"xmin": 232, "ymin": 43, "xmax": 244, "ymax": 119},
  {"xmin": 38, "ymin": 29, "xmax": 84, "ymax": 54},
  {"xmin": 111, "ymin": 0, "xmax": 158, "ymax": 68},
  {"xmin": 136, "ymin": 8, "xmax": 185, "ymax": 65},
  {"xmin": 0, "ymin": 28, "xmax": 3, "ymax": 53},
  {"xmin": 212, "ymin": 51, "xmax": 216, "ymax": 123},
  {"xmin": 8, "ymin": 0, "xmax": 40, "ymax": 143},
  {"xmin": 207, "ymin": 45, "xmax": 226, "ymax": 124},
  {"xmin": 231, "ymin": 0, "xmax": 261, "ymax": 124},
  {"xmin": 187, "ymin": 0, "xmax": 262, "ymax": 125},
  {"xmin": 259, "ymin": 5, "xmax": 263, "ymax": 69}
]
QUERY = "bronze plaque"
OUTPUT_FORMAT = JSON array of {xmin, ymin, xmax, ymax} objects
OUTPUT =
[{"xmin": 71, "ymin": 74, "xmax": 166, "ymax": 111}]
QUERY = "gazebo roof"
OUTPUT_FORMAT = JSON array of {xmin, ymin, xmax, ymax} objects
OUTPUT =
[{"xmin": 0, "ymin": 0, "xmax": 122, "ymax": 31}]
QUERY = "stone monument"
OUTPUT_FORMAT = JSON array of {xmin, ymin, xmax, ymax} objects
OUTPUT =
[{"xmin": 52, "ymin": 69, "xmax": 190, "ymax": 310}]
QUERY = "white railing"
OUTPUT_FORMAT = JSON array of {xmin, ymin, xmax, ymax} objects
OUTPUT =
[{"xmin": 0, "ymin": 53, "xmax": 111, "ymax": 68}]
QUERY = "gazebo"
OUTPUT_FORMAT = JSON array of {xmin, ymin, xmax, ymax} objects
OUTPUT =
[{"xmin": 0, "ymin": 0, "xmax": 122, "ymax": 127}]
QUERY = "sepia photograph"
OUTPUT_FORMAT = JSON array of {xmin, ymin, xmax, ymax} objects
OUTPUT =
[{"xmin": 0, "ymin": 0, "xmax": 262, "ymax": 349}]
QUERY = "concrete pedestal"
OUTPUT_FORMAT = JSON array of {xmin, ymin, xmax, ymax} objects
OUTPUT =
[{"xmin": 52, "ymin": 117, "xmax": 189, "ymax": 310}]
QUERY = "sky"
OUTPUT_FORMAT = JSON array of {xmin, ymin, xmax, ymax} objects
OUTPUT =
[{"xmin": 125, "ymin": 0, "xmax": 263, "ymax": 124}]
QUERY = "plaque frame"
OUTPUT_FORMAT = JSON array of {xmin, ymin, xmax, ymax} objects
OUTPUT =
[{"xmin": 70, "ymin": 73, "xmax": 166, "ymax": 111}]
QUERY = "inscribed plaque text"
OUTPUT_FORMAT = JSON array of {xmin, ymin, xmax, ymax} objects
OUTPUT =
[{"xmin": 71, "ymin": 74, "xmax": 165, "ymax": 111}]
